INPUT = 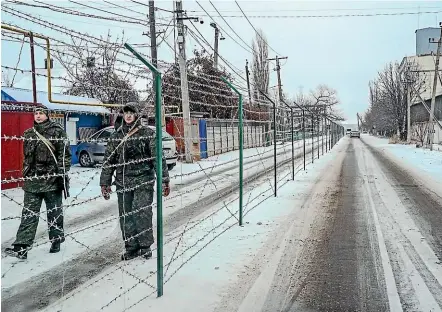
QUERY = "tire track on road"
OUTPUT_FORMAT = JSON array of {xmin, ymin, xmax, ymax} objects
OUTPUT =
[
  {"xmin": 359, "ymin": 138, "xmax": 442, "ymax": 310},
  {"xmin": 361, "ymin": 138, "xmax": 442, "ymax": 263},
  {"xmin": 281, "ymin": 141, "xmax": 388, "ymax": 312},
  {"xmin": 1, "ymin": 140, "xmax": 322, "ymax": 312}
]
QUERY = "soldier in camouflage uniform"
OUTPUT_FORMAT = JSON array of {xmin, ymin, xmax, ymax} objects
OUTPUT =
[
  {"xmin": 100, "ymin": 103, "xmax": 170, "ymax": 260},
  {"xmin": 5, "ymin": 107, "xmax": 71, "ymax": 259}
]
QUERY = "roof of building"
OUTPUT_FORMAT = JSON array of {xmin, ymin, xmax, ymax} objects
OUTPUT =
[
  {"xmin": 1, "ymin": 87, "xmax": 110, "ymax": 114},
  {"xmin": 415, "ymin": 27, "xmax": 440, "ymax": 33}
]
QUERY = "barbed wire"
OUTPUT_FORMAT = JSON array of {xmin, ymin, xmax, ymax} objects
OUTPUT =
[
  {"xmin": 1, "ymin": 4, "xmax": 346, "ymax": 308},
  {"xmin": 4, "ymin": 0, "xmax": 149, "ymax": 26},
  {"xmin": 121, "ymin": 166, "xmax": 296, "ymax": 310},
  {"xmin": 1, "ymin": 8, "xmax": 154, "ymax": 73}
]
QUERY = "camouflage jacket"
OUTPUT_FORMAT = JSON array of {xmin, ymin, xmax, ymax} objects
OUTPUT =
[
  {"xmin": 99, "ymin": 121, "xmax": 170, "ymax": 189},
  {"xmin": 22, "ymin": 120, "xmax": 72, "ymax": 193}
]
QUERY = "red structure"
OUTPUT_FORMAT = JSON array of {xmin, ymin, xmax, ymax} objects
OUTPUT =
[
  {"xmin": 1, "ymin": 102, "xmax": 39, "ymax": 189},
  {"xmin": 165, "ymin": 117, "xmax": 201, "ymax": 161}
]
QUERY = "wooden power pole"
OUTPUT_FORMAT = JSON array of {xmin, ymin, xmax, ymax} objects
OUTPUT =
[
  {"xmin": 428, "ymin": 23, "xmax": 442, "ymax": 151},
  {"xmin": 245, "ymin": 59, "xmax": 252, "ymax": 104},
  {"xmin": 175, "ymin": 0, "xmax": 193, "ymax": 162},
  {"xmin": 268, "ymin": 55, "xmax": 288, "ymax": 103},
  {"xmin": 149, "ymin": 1, "xmax": 157, "ymax": 69},
  {"xmin": 268, "ymin": 56, "xmax": 288, "ymax": 130}
]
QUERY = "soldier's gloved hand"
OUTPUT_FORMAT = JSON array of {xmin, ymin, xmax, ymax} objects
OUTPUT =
[
  {"xmin": 101, "ymin": 185, "xmax": 111, "ymax": 200},
  {"xmin": 162, "ymin": 183, "xmax": 170, "ymax": 197}
]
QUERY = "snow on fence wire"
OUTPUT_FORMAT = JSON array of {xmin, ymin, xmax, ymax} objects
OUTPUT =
[
  {"xmin": 1, "ymin": 99, "xmax": 344, "ymax": 311},
  {"xmin": 1, "ymin": 16, "xmax": 345, "ymax": 312}
]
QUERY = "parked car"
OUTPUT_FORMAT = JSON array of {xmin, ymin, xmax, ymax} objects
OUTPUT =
[
  {"xmin": 76, "ymin": 126, "xmax": 178, "ymax": 170},
  {"xmin": 350, "ymin": 130, "xmax": 361, "ymax": 138},
  {"xmin": 346, "ymin": 128, "xmax": 352, "ymax": 135}
]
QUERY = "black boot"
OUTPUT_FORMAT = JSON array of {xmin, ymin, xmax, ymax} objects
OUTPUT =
[
  {"xmin": 5, "ymin": 244, "xmax": 28, "ymax": 259},
  {"xmin": 49, "ymin": 237, "xmax": 65, "ymax": 253},
  {"xmin": 139, "ymin": 247, "xmax": 152, "ymax": 260},
  {"xmin": 49, "ymin": 241, "xmax": 61, "ymax": 253},
  {"xmin": 121, "ymin": 249, "xmax": 139, "ymax": 261}
]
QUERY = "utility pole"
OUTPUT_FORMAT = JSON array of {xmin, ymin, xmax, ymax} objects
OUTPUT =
[
  {"xmin": 175, "ymin": 0, "xmax": 193, "ymax": 162},
  {"xmin": 148, "ymin": 1, "xmax": 157, "ymax": 69},
  {"xmin": 268, "ymin": 56, "xmax": 288, "ymax": 132},
  {"xmin": 357, "ymin": 113, "xmax": 360, "ymax": 130},
  {"xmin": 245, "ymin": 59, "xmax": 252, "ymax": 104},
  {"xmin": 268, "ymin": 55, "xmax": 288, "ymax": 102},
  {"xmin": 211, "ymin": 22, "xmax": 219, "ymax": 69},
  {"xmin": 407, "ymin": 82, "xmax": 412, "ymax": 142},
  {"xmin": 148, "ymin": 1, "xmax": 166, "ymax": 127},
  {"xmin": 428, "ymin": 23, "xmax": 442, "ymax": 151}
]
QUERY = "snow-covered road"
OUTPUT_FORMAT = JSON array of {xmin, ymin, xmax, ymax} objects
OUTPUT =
[
  {"xmin": 1, "ymin": 137, "xmax": 324, "ymax": 312},
  {"xmin": 225, "ymin": 136, "xmax": 442, "ymax": 312},
  {"xmin": 8, "ymin": 134, "xmax": 438, "ymax": 312}
]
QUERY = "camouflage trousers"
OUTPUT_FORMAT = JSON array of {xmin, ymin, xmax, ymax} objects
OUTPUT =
[
  {"xmin": 117, "ymin": 184, "xmax": 154, "ymax": 252},
  {"xmin": 14, "ymin": 190, "xmax": 64, "ymax": 246}
]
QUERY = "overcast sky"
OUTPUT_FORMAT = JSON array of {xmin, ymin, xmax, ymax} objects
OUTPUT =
[{"xmin": 2, "ymin": 1, "xmax": 442, "ymax": 123}]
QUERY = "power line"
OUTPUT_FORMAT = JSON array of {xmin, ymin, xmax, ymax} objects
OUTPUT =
[
  {"xmin": 186, "ymin": 23, "xmax": 249, "ymax": 87},
  {"xmin": 101, "ymin": 0, "xmax": 146, "ymax": 17},
  {"xmin": 0, "ymin": 10, "xmax": 155, "ymax": 74},
  {"xmin": 187, "ymin": 6, "xmax": 442, "ymax": 13},
  {"xmin": 3, "ymin": 0, "xmax": 146, "ymax": 10},
  {"xmin": 234, "ymin": 1, "xmax": 280, "ymax": 56},
  {"xmin": 4, "ymin": 0, "xmax": 147, "ymax": 26},
  {"xmin": 200, "ymin": 1, "xmax": 254, "ymax": 54},
  {"xmin": 185, "ymin": 22, "xmax": 295, "ymax": 112},
  {"xmin": 195, "ymin": 10, "xmax": 442, "ymax": 19},
  {"xmin": 2, "ymin": 8, "xmax": 145, "ymax": 30},
  {"xmin": 67, "ymin": 0, "xmax": 149, "ymax": 24}
]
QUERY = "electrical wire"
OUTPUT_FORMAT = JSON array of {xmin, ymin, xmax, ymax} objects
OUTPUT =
[
  {"xmin": 4, "ymin": 0, "xmax": 147, "ymax": 26},
  {"xmin": 101, "ymin": 0, "xmax": 147, "ymax": 17},
  {"xmin": 67, "ymin": 0, "xmax": 149, "ymax": 25},
  {"xmin": 195, "ymin": 10, "xmax": 442, "ymax": 19},
  {"xmin": 186, "ymin": 24, "xmax": 249, "ymax": 86},
  {"xmin": 3, "ymin": 0, "xmax": 145, "ymax": 10},
  {"xmin": 195, "ymin": 1, "xmax": 254, "ymax": 55},
  {"xmin": 187, "ymin": 5, "xmax": 442, "ymax": 13},
  {"xmin": 234, "ymin": 0, "xmax": 280, "ymax": 56}
]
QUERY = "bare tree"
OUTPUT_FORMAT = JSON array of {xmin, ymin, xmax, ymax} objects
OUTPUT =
[
  {"xmin": 55, "ymin": 32, "xmax": 140, "ymax": 106},
  {"xmin": 366, "ymin": 60, "xmax": 425, "ymax": 139},
  {"xmin": 293, "ymin": 85, "xmax": 343, "ymax": 121},
  {"xmin": 413, "ymin": 122, "xmax": 428, "ymax": 146},
  {"xmin": 2, "ymin": 70, "xmax": 13, "ymax": 87},
  {"xmin": 251, "ymin": 29, "xmax": 269, "ymax": 105},
  {"xmin": 310, "ymin": 85, "xmax": 343, "ymax": 120}
]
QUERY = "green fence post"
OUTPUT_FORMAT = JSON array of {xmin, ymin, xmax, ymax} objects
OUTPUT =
[
  {"xmin": 221, "ymin": 77, "xmax": 243, "ymax": 226},
  {"xmin": 124, "ymin": 43, "xmax": 164, "ymax": 297}
]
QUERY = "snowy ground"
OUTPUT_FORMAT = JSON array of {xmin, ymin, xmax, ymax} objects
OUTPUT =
[
  {"xmin": 1, "ymin": 140, "xmax": 305, "ymax": 245},
  {"xmin": 21, "ymin": 134, "xmax": 441, "ymax": 312},
  {"xmin": 6, "ymin": 133, "xmax": 440, "ymax": 312},
  {"xmin": 217, "ymin": 136, "xmax": 442, "ymax": 312},
  {"xmin": 1, "ymin": 136, "xmax": 327, "ymax": 311},
  {"xmin": 362, "ymin": 134, "xmax": 442, "ymax": 197},
  {"xmin": 38, "ymin": 138, "xmax": 337, "ymax": 312}
]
